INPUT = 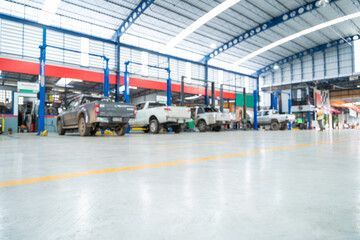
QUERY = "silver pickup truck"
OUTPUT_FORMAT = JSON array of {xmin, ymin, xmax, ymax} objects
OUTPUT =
[{"xmin": 57, "ymin": 95, "xmax": 136, "ymax": 136}]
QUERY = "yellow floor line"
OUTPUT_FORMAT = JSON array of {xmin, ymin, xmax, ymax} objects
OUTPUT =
[{"xmin": 0, "ymin": 139, "xmax": 339, "ymax": 188}]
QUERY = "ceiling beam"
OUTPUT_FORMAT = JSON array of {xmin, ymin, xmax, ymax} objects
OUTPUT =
[
  {"xmin": 203, "ymin": 0, "xmax": 338, "ymax": 62},
  {"xmin": 113, "ymin": 0, "xmax": 155, "ymax": 41},
  {"xmin": 256, "ymin": 35, "xmax": 359, "ymax": 76}
]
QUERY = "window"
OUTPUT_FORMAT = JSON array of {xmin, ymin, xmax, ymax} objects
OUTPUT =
[
  {"xmin": 186, "ymin": 62, "xmax": 192, "ymax": 82},
  {"xmin": 197, "ymin": 107, "xmax": 204, "ymax": 114},
  {"xmin": 80, "ymin": 37, "xmax": 89, "ymax": 67},
  {"xmin": 141, "ymin": 51, "xmax": 149, "ymax": 76},
  {"xmin": 136, "ymin": 103, "xmax": 145, "ymax": 110},
  {"xmin": 354, "ymin": 40, "xmax": 360, "ymax": 73},
  {"xmin": 149, "ymin": 102, "xmax": 166, "ymax": 108}
]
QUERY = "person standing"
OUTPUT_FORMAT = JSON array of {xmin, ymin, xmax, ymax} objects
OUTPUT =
[{"xmin": 316, "ymin": 108, "xmax": 325, "ymax": 131}]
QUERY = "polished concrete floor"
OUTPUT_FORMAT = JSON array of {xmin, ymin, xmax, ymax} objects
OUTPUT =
[{"xmin": 0, "ymin": 130, "xmax": 359, "ymax": 239}]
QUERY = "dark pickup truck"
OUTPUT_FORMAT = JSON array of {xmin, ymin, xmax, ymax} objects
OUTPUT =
[{"xmin": 57, "ymin": 95, "xmax": 136, "ymax": 136}]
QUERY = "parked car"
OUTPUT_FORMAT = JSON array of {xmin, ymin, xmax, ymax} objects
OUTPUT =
[
  {"xmin": 191, "ymin": 106, "xmax": 231, "ymax": 132},
  {"xmin": 57, "ymin": 95, "xmax": 136, "ymax": 136},
  {"xmin": 129, "ymin": 101, "xmax": 191, "ymax": 134},
  {"xmin": 248, "ymin": 109, "xmax": 295, "ymax": 130}
]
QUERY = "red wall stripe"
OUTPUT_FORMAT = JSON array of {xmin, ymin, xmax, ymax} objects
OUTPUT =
[{"xmin": 0, "ymin": 58, "xmax": 235, "ymax": 99}]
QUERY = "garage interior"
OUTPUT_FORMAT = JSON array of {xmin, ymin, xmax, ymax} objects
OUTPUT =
[{"xmin": 1, "ymin": 0, "xmax": 360, "ymax": 239}]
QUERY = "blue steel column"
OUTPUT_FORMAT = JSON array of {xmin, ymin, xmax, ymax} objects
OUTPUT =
[
  {"xmin": 323, "ymin": 50, "xmax": 327, "ymax": 77},
  {"xmin": 288, "ymin": 93, "xmax": 292, "ymax": 130},
  {"xmin": 336, "ymin": 45, "xmax": 340, "ymax": 76},
  {"xmin": 166, "ymin": 66, "xmax": 172, "ymax": 106},
  {"xmin": 124, "ymin": 61, "xmax": 130, "ymax": 103},
  {"xmin": 38, "ymin": 26, "xmax": 46, "ymax": 135},
  {"xmin": 115, "ymin": 43, "xmax": 121, "ymax": 101},
  {"xmin": 204, "ymin": 59, "xmax": 209, "ymax": 106},
  {"xmin": 103, "ymin": 56, "xmax": 110, "ymax": 97},
  {"xmin": 253, "ymin": 77, "xmax": 259, "ymax": 130}
]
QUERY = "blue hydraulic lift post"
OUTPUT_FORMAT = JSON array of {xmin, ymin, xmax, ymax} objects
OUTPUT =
[
  {"xmin": 123, "ymin": 61, "xmax": 130, "ymax": 103},
  {"xmin": 288, "ymin": 92, "xmax": 292, "ymax": 130},
  {"xmin": 166, "ymin": 66, "xmax": 172, "ymax": 106},
  {"xmin": 253, "ymin": 77, "xmax": 259, "ymax": 130},
  {"xmin": 103, "ymin": 56, "xmax": 110, "ymax": 97},
  {"xmin": 115, "ymin": 43, "xmax": 121, "ymax": 102},
  {"xmin": 38, "ymin": 26, "xmax": 46, "ymax": 135}
]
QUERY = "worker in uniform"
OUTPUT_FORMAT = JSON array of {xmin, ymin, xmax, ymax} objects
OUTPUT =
[{"xmin": 316, "ymin": 108, "xmax": 325, "ymax": 131}]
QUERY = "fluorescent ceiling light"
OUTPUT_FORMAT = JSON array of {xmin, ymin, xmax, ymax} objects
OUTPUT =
[
  {"xmin": 166, "ymin": 0, "xmax": 241, "ymax": 48},
  {"xmin": 185, "ymin": 94, "xmax": 202, "ymax": 100},
  {"xmin": 234, "ymin": 11, "xmax": 360, "ymax": 66},
  {"xmin": 210, "ymin": 43, "xmax": 217, "ymax": 48}
]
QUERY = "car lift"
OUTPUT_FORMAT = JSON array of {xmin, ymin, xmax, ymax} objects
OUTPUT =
[
  {"xmin": 38, "ymin": 27, "xmax": 110, "ymax": 135},
  {"xmin": 123, "ymin": 61, "xmax": 172, "ymax": 105}
]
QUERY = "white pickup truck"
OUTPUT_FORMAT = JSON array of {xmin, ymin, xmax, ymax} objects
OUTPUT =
[
  {"xmin": 191, "ymin": 106, "xmax": 232, "ymax": 132},
  {"xmin": 130, "ymin": 101, "xmax": 191, "ymax": 134},
  {"xmin": 249, "ymin": 109, "xmax": 295, "ymax": 130}
]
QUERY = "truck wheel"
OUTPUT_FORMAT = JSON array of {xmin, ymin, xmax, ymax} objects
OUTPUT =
[
  {"xmin": 149, "ymin": 119, "xmax": 160, "ymax": 134},
  {"xmin": 115, "ymin": 125, "xmax": 127, "ymax": 136},
  {"xmin": 90, "ymin": 129, "xmax": 97, "ymax": 136},
  {"xmin": 197, "ymin": 120, "xmax": 207, "ymax": 132},
  {"xmin": 280, "ymin": 122, "xmax": 288, "ymax": 130},
  {"xmin": 212, "ymin": 125, "xmax": 221, "ymax": 132},
  {"xmin": 270, "ymin": 120, "xmax": 280, "ymax": 131},
  {"xmin": 78, "ymin": 116, "xmax": 90, "ymax": 136},
  {"xmin": 57, "ymin": 119, "xmax": 66, "ymax": 135},
  {"xmin": 173, "ymin": 125, "xmax": 182, "ymax": 134}
]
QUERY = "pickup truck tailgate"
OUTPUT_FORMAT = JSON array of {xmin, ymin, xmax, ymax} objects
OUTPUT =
[
  {"xmin": 165, "ymin": 106, "xmax": 191, "ymax": 119},
  {"xmin": 98, "ymin": 102, "xmax": 135, "ymax": 118}
]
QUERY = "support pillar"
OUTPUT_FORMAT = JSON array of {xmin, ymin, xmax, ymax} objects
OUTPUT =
[
  {"xmin": 211, "ymin": 82, "xmax": 215, "ymax": 107},
  {"xmin": 123, "ymin": 61, "xmax": 130, "ymax": 103},
  {"xmin": 204, "ymin": 59, "xmax": 209, "ymax": 106},
  {"xmin": 103, "ymin": 56, "xmax": 110, "ymax": 97},
  {"xmin": 180, "ymin": 76, "xmax": 185, "ymax": 106},
  {"xmin": 220, "ymin": 84, "xmax": 224, "ymax": 112},
  {"xmin": 115, "ymin": 43, "xmax": 121, "ymax": 102},
  {"xmin": 166, "ymin": 67, "xmax": 172, "ymax": 106},
  {"xmin": 253, "ymin": 90, "xmax": 258, "ymax": 130},
  {"xmin": 37, "ymin": 26, "xmax": 46, "ymax": 135}
]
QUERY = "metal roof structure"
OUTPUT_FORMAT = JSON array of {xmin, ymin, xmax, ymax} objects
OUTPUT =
[{"xmin": 1, "ymin": 0, "xmax": 360, "ymax": 75}]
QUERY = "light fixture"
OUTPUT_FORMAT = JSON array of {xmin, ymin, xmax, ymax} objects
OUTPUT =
[
  {"xmin": 273, "ymin": 64, "xmax": 280, "ymax": 70},
  {"xmin": 234, "ymin": 11, "xmax": 360, "ymax": 66},
  {"xmin": 210, "ymin": 43, "xmax": 217, "ymax": 48},
  {"xmin": 185, "ymin": 94, "xmax": 202, "ymax": 100},
  {"xmin": 55, "ymin": 78, "xmax": 83, "ymax": 87},
  {"xmin": 166, "ymin": 0, "xmax": 242, "ymax": 48}
]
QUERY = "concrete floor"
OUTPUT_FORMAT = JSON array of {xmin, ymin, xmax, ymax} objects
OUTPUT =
[{"xmin": 0, "ymin": 130, "xmax": 359, "ymax": 239}]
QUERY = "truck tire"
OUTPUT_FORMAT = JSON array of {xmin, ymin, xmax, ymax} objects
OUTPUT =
[
  {"xmin": 212, "ymin": 125, "xmax": 221, "ymax": 132},
  {"xmin": 270, "ymin": 120, "xmax": 280, "ymax": 131},
  {"xmin": 149, "ymin": 119, "xmax": 160, "ymax": 134},
  {"xmin": 78, "ymin": 116, "xmax": 90, "ymax": 136},
  {"xmin": 90, "ymin": 128, "xmax": 97, "ymax": 136},
  {"xmin": 280, "ymin": 122, "xmax": 288, "ymax": 130},
  {"xmin": 197, "ymin": 120, "xmax": 207, "ymax": 132},
  {"xmin": 57, "ymin": 119, "xmax": 66, "ymax": 136},
  {"xmin": 173, "ymin": 125, "xmax": 182, "ymax": 134},
  {"xmin": 115, "ymin": 124, "xmax": 127, "ymax": 136}
]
